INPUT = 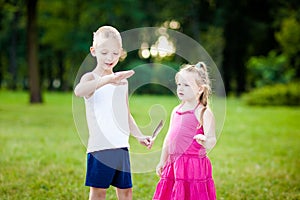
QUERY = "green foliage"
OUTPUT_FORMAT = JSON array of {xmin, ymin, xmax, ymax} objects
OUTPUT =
[
  {"xmin": 275, "ymin": 16, "xmax": 300, "ymax": 58},
  {"xmin": 1, "ymin": 0, "xmax": 300, "ymax": 96},
  {"xmin": 201, "ymin": 26, "xmax": 225, "ymax": 69},
  {"xmin": 243, "ymin": 82, "xmax": 300, "ymax": 106},
  {"xmin": 246, "ymin": 51, "xmax": 294, "ymax": 88},
  {"xmin": 275, "ymin": 15, "xmax": 300, "ymax": 75}
]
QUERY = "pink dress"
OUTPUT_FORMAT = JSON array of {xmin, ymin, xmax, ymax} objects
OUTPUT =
[{"xmin": 153, "ymin": 104, "xmax": 216, "ymax": 200}]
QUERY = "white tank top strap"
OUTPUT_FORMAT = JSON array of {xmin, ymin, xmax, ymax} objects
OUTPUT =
[{"xmin": 92, "ymin": 72, "xmax": 101, "ymax": 79}]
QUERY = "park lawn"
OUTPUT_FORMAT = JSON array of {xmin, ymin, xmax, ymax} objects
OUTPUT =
[{"xmin": 0, "ymin": 91, "xmax": 299, "ymax": 199}]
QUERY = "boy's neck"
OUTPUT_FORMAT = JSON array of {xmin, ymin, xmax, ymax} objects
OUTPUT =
[{"xmin": 93, "ymin": 66, "xmax": 113, "ymax": 76}]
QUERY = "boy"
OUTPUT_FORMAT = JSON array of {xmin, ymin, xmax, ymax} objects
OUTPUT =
[{"xmin": 74, "ymin": 26, "xmax": 152, "ymax": 200}]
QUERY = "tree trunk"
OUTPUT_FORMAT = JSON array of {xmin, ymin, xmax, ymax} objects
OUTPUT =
[
  {"xmin": 221, "ymin": 1, "xmax": 248, "ymax": 95},
  {"xmin": 27, "ymin": 0, "xmax": 42, "ymax": 103},
  {"xmin": 9, "ymin": 10, "xmax": 19, "ymax": 90},
  {"xmin": 57, "ymin": 51, "xmax": 65, "ymax": 91}
]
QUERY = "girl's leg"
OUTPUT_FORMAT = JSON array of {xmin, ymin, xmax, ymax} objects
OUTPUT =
[
  {"xmin": 89, "ymin": 187, "xmax": 106, "ymax": 200},
  {"xmin": 116, "ymin": 188, "xmax": 132, "ymax": 200}
]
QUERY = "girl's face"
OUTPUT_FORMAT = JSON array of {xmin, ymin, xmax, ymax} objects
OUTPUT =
[
  {"xmin": 176, "ymin": 71, "xmax": 201, "ymax": 102},
  {"xmin": 90, "ymin": 37, "xmax": 122, "ymax": 73}
]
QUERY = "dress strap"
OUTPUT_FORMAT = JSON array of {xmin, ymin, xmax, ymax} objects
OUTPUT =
[
  {"xmin": 176, "ymin": 103, "xmax": 184, "ymax": 112},
  {"xmin": 193, "ymin": 102, "xmax": 201, "ymax": 111}
]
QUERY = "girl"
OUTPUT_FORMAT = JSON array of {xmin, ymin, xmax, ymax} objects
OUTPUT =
[{"xmin": 153, "ymin": 62, "xmax": 217, "ymax": 200}]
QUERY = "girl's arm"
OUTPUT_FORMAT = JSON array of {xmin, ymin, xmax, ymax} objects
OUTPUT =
[
  {"xmin": 156, "ymin": 107, "xmax": 176, "ymax": 176},
  {"xmin": 156, "ymin": 136, "xmax": 170, "ymax": 176},
  {"xmin": 198, "ymin": 108, "xmax": 216, "ymax": 150}
]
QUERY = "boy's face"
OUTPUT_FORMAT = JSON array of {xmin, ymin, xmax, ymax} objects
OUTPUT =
[{"xmin": 90, "ymin": 37, "xmax": 122, "ymax": 71}]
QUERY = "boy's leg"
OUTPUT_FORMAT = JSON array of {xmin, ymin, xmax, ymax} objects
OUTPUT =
[
  {"xmin": 89, "ymin": 187, "xmax": 106, "ymax": 200},
  {"xmin": 112, "ymin": 148, "xmax": 132, "ymax": 200},
  {"xmin": 116, "ymin": 188, "xmax": 132, "ymax": 200}
]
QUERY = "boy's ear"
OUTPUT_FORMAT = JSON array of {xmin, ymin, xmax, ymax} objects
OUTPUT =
[
  {"xmin": 90, "ymin": 46, "xmax": 96, "ymax": 57},
  {"xmin": 119, "ymin": 48, "xmax": 126, "ymax": 61}
]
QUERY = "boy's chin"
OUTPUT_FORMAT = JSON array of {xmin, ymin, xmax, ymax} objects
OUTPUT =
[{"xmin": 102, "ymin": 63, "xmax": 115, "ymax": 69}]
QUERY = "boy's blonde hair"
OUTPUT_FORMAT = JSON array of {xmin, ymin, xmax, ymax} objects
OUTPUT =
[
  {"xmin": 175, "ymin": 62, "xmax": 211, "ymax": 107},
  {"xmin": 92, "ymin": 26, "xmax": 122, "ymax": 47}
]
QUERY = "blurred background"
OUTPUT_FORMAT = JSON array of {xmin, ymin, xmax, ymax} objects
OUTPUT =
[
  {"xmin": 0, "ymin": 0, "xmax": 299, "ymax": 105},
  {"xmin": 1, "ymin": 1, "xmax": 299, "ymax": 199}
]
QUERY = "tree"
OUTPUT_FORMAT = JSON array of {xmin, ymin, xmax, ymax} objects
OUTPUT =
[
  {"xmin": 27, "ymin": 0, "xmax": 42, "ymax": 103},
  {"xmin": 275, "ymin": 16, "xmax": 300, "ymax": 77},
  {"xmin": 0, "ymin": 1, "xmax": 24, "ymax": 90}
]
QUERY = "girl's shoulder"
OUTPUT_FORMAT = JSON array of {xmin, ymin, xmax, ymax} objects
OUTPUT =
[
  {"xmin": 195, "ymin": 104, "xmax": 213, "ymax": 113},
  {"xmin": 174, "ymin": 104, "xmax": 181, "ymax": 109},
  {"xmin": 168, "ymin": 105, "xmax": 181, "ymax": 118},
  {"xmin": 195, "ymin": 105, "xmax": 214, "ymax": 121},
  {"xmin": 204, "ymin": 106, "xmax": 213, "ymax": 114},
  {"xmin": 201, "ymin": 106, "xmax": 214, "ymax": 120},
  {"xmin": 172, "ymin": 104, "xmax": 182, "ymax": 113}
]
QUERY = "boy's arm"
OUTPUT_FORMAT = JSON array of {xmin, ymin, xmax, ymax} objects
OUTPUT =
[
  {"xmin": 128, "ymin": 114, "xmax": 152, "ymax": 148},
  {"xmin": 74, "ymin": 70, "xmax": 135, "ymax": 98},
  {"xmin": 125, "ymin": 86, "xmax": 152, "ymax": 148},
  {"xmin": 74, "ymin": 72, "xmax": 110, "ymax": 98}
]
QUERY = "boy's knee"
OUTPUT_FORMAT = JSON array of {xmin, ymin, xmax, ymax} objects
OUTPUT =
[
  {"xmin": 89, "ymin": 187, "xmax": 106, "ymax": 200},
  {"xmin": 117, "ymin": 188, "xmax": 132, "ymax": 200}
]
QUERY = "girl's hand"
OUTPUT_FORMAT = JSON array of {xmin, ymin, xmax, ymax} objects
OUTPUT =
[
  {"xmin": 108, "ymin": 70, "xmax": 135, "ymax": 85},
  {"xmin": 193, "ymin": 134, "xmax": 207, "ymax": 145},
  {"xmin": 156, "ymin": 162, "xmax": 165, "ymax": 177},
  {"xmin": 136, "ymin": 136, "xmax": 153, "ymax": 149}
]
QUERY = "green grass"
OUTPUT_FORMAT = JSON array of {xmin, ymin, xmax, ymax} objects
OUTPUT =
[{"xmin": 0, "ymin": 91, "xmax": 299, "ymax": 199}]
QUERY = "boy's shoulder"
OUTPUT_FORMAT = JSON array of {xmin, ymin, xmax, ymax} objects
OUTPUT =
[{"xmin": 80, "ymin": 71, "xmax": 96, "ymax": 81}]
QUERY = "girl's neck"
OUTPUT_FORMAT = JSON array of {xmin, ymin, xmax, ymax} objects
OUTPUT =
[{"xmin": 181, "ymin": 100, "xmax": 199, "ymax": 110}]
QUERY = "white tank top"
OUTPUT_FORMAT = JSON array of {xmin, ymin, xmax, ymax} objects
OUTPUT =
[{"xmin": 84, "ymin": 78, "xmax": 130, "ymax": 153}]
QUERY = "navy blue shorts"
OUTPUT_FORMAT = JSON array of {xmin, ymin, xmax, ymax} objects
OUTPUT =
[{"xmin": 85, "ymin": 148, "xmax": 132, "ymax": 189}]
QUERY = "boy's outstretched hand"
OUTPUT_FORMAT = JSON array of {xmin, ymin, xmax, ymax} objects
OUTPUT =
[{"xmin": 109, "ymin": 70, "xmax": 135, "ymax": 85}]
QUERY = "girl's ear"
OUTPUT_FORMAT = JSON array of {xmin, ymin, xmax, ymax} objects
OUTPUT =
[
  {"xmin": 198, "ymin": 86, "xmax": 204, "ymax": 94},
  {"xmin": 90, "ymin": 46, "xmax": 96, "ymax": 57}
]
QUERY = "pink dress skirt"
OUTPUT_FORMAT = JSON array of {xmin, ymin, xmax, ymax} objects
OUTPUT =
[{"xmin": 153, "ymin": 152, "xmax": 216, "ymax": 200}]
